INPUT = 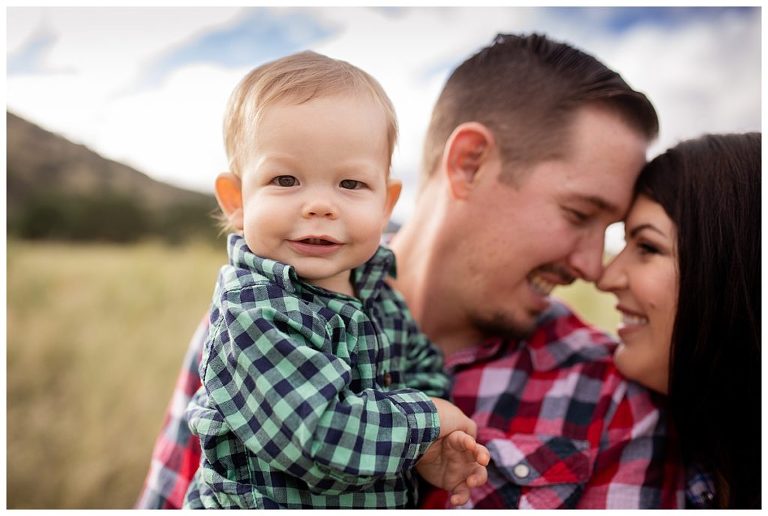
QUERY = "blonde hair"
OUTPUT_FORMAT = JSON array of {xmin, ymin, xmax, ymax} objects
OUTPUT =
[{"xmin": 224, "ymin": 50, "xmax": 398, "ymax": 177}]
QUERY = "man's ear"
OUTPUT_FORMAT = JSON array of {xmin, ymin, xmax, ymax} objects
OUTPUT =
[
  {"xmin": 441, "ymin": 122, "xmax": 496, "ymax": 200},
  {"xmin": 214, "ymin": 172, "xmax": 244, "ymax": 230},
  {"xmin": 384, "ymin": 178, "xmax": 402, "ymax": 221}
]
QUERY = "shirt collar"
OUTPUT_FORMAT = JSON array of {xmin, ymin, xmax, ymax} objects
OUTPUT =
[
  {"xmin": 351, "ymin": 244, "xmax": 397, "ymax": 303},
  {"xmin": 227, "ymin": 234, "xmax": 396, "ymax": 301},
  {"xmin": 444, "ymin": 299, "xmax": 615, "ymax": 372}
]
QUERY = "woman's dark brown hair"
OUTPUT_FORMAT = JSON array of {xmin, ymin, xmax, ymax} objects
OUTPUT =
[{"xmin": 635, "ymin": 132, "xmax": 761, "ymax": 508}]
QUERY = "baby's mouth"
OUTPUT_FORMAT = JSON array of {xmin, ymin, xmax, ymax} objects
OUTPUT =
[{"xmin": 295, "ymin": 237, "xmax": 340, "ymax": 246}]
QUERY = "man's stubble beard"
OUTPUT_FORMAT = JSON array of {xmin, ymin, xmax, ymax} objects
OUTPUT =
[{"xmin": 470, "ymin": 310, "xmax": 539, "ymax": 342}]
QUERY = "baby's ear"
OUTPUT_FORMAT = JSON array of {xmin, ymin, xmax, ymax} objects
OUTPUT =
[
  {"xmin": 214, "ymin": 172, "xmax": 244, "ymax": 230},
  {"xmin": 384, "ymin": 178, "xmax": 402, "ymax": 220}
]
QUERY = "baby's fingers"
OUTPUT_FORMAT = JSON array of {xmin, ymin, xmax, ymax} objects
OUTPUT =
[
  {"xmin": 446, "ymin": 430, "xmax": 476, "ymax": 452},
  {"xmin": 466, "ymin": 464, "xmax": 488, "ymax": 488},
  {"xmin": 449, "ymin": 483, "xmax": 471, "ymax": 507},
  {"xmin": 474, "ymin": 443, "xmax": 491, "ymax": 466}
]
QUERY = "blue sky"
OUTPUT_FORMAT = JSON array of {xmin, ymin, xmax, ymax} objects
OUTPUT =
[
  {"xmin": 6, "ymin": 6, "xmax": 762, "ymax": 245},
  {"xmin": 138, "ymin": 8, "xmax": 337, "ymax": 90}
]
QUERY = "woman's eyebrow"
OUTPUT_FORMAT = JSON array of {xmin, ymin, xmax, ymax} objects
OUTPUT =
[{"xmin": 627, "ymin": 223, "xmax": 667, "ymax": 239}]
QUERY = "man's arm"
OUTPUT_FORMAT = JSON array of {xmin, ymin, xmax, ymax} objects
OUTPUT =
[{"xmin": 134, "ymin": 316, "xmax": 206, "ymax": 509}]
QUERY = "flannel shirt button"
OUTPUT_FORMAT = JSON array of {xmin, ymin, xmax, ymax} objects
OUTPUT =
[
  {"xmin": 383, "ymin": 372, "xmax": 393, "ymax": 386},
  {"xmin": 513, "ymin": 463, "xmax": 530, "ymax": 479}
]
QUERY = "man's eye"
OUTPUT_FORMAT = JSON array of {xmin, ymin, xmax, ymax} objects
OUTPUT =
[
  {"xmin": 340, "ymin": 179, "xmax": 364, "ymax": 190},
  {"xmin": 565, "ymin": 208, "xmax": 589, "ymax": 224},
  {"xmin": 271, "ymin": 175, "xmax": 298, "ymax": 187}
]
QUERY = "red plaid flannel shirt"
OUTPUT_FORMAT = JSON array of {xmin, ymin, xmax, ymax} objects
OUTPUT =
[{"xmin": 136, "ymin": 299, "xmax": 683, "ymax": 509}]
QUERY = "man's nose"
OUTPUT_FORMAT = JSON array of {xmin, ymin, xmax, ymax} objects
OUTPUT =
[{"xmin": 567, "ymin": 232, "xmax": 605, "ymax": 283}]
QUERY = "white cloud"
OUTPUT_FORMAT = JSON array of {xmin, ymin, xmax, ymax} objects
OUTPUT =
[
  {"xmin": 7, "ymin": 7, "xmax": 244, "ymax": 145},
  {"xmin": 592, "ymin": 12, "xmax": 761, "ymax": 157},
  {"xmin": 6, "ymin": 6, "xmax": 761, "ymax": 233},
  {"xmin": 94, "ymin": 63, "xmax": 243, "ymax": 192}
]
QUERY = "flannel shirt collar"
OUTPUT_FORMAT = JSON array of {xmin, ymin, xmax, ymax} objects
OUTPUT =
[
  {"xmin": 444, "ymin": 299, "xmax": 615, "ymax": 373},
  {"xmin": 227, "ymin": 234, "xmax": 396, "ymax": 302}
]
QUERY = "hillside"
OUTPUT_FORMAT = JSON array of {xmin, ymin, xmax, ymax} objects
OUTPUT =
[{"xmin": 7, "ymin": 111, "xmax": 220, "ymax": 243}]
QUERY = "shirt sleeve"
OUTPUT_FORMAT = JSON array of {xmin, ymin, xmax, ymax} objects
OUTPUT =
[
  {"xmin": 401, "ymin": 318, "xmax": 451, "ymax": 400},
  {"xmin": 134, "ymin": 315, "xmax": 206, "ymax": 509},
  {"xmin": 195, "ymin": 285, "xmax": 440, "ymax": 491}
]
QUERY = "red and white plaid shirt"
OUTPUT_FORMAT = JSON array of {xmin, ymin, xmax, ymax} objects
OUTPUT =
[{"xmin": 136, "ymin": 299, "xmax": 683, "ymax": 509}]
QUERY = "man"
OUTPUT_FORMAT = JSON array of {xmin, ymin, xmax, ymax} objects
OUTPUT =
[{"xmin": 137, "ymin": 33, "xmax": 682, "ymax": 509}]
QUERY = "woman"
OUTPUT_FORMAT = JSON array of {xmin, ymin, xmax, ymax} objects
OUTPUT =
[{"xmin": 597, "ymin": 133, "xmax": 761, "ymax": 509}]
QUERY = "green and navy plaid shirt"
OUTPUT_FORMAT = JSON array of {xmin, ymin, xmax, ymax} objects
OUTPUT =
[{"xmin": 183, "ymin": 234, "xmax": 450, "ymax": 509}]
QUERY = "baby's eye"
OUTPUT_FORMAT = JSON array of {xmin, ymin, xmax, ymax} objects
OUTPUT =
[
  {"xmin": 271, "ymin": 175, "xmax": 298, "ymax": 187},
  {"xmin": 340, "ymin": 179, "xmax": 365, "ymax": 190}
]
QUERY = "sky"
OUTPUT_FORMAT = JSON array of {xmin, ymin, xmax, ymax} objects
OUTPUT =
[{"xmin": 5, "ymin": 6, "xmax": 763, "ymax": 250}]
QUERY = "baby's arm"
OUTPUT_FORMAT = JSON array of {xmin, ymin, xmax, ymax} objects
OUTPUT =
[
  {"xmin": 390, "ymin": 287, "xmax": 489, "ymax": 503},
  {"xmin": 201, "ymin": 290, "xmax": 440, "ymax": 491},
  {"xmin": 398, "ymin": 307, "xmax": 452, "ymax": 399}
]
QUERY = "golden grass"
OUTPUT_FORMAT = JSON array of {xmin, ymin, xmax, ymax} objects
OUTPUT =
[
  {"xmin": 7, "ymin": 240, "xmax": 226, "ymax": 509},
  {"xmin": 556, "ymin": 279, "xmax": 621, "ymax": 336},
  {"xmin": 6, "ymin": 240, "xmax": 619, "ymax": 508}
]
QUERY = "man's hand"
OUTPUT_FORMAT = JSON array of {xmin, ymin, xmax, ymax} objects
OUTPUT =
[{"xmin": 416, "ymin": 430, "xmax": 490, "ymax": 506}]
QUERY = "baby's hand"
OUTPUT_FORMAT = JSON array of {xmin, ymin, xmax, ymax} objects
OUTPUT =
[
  {"xmin": 430, "ymin": 397, "xmax": 477, "ymax": 438},
  {"xmin": 416, "ymin": 430, "xmax": 490, "ymax": 507}
]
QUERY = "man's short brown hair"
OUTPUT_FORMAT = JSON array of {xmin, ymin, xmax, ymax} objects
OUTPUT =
[{"xmin": 422, "ymin": 33, "xmax": 659, "ymax": 185}]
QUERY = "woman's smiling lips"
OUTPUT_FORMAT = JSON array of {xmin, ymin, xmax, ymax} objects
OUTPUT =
[
  {"xmin": 616, "ymin": 304, "xmax": 649, "ymax": 338},
  {"xmin": 287, "ymin": 236, "xmax": 343, "ymax": 256}
]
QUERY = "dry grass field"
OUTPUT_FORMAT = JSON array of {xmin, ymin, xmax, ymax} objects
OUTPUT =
[
  {"xmin": 6, "ymin": 240, "xmax": 618, "ymax": 508},
  {"xmin": 7, "ymin": 239, "xmax": 226, "ymax": 509}
]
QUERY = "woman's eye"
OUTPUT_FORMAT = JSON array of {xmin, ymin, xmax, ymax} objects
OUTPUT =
[
  {"xmin": 637, "ymin": 242, "xmax": 660, "ymax": 255},
  {"xmin": 271, "ymin": 175, "xmax": 297, "ymax": 187},
  {"xmin": 340, "ymin": 179, "xmax": 364, "ymax": 190}
]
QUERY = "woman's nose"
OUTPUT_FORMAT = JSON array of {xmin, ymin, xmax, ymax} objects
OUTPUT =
[{"xmin": 596, "ymin": 251, "xmax": 628, "ymax": 292}]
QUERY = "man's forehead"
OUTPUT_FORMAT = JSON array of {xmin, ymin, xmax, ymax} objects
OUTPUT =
[{"xmin": 525, "ymin": 162, "xmax": 635, "ymax": 217}]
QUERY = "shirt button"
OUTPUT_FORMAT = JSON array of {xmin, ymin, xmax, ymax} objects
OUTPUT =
[
  {"xmin": 513, "ymin": 464, "xmax": 530, "ymax": 479},
  {"xmin": 383, "ymin": 372, "xmax": 392, "ymax": 386}
]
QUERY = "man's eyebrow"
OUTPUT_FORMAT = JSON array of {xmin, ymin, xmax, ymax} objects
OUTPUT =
[{"xmin": 574, "ymin": 194, "xmax": 621, "ymax": 216}]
